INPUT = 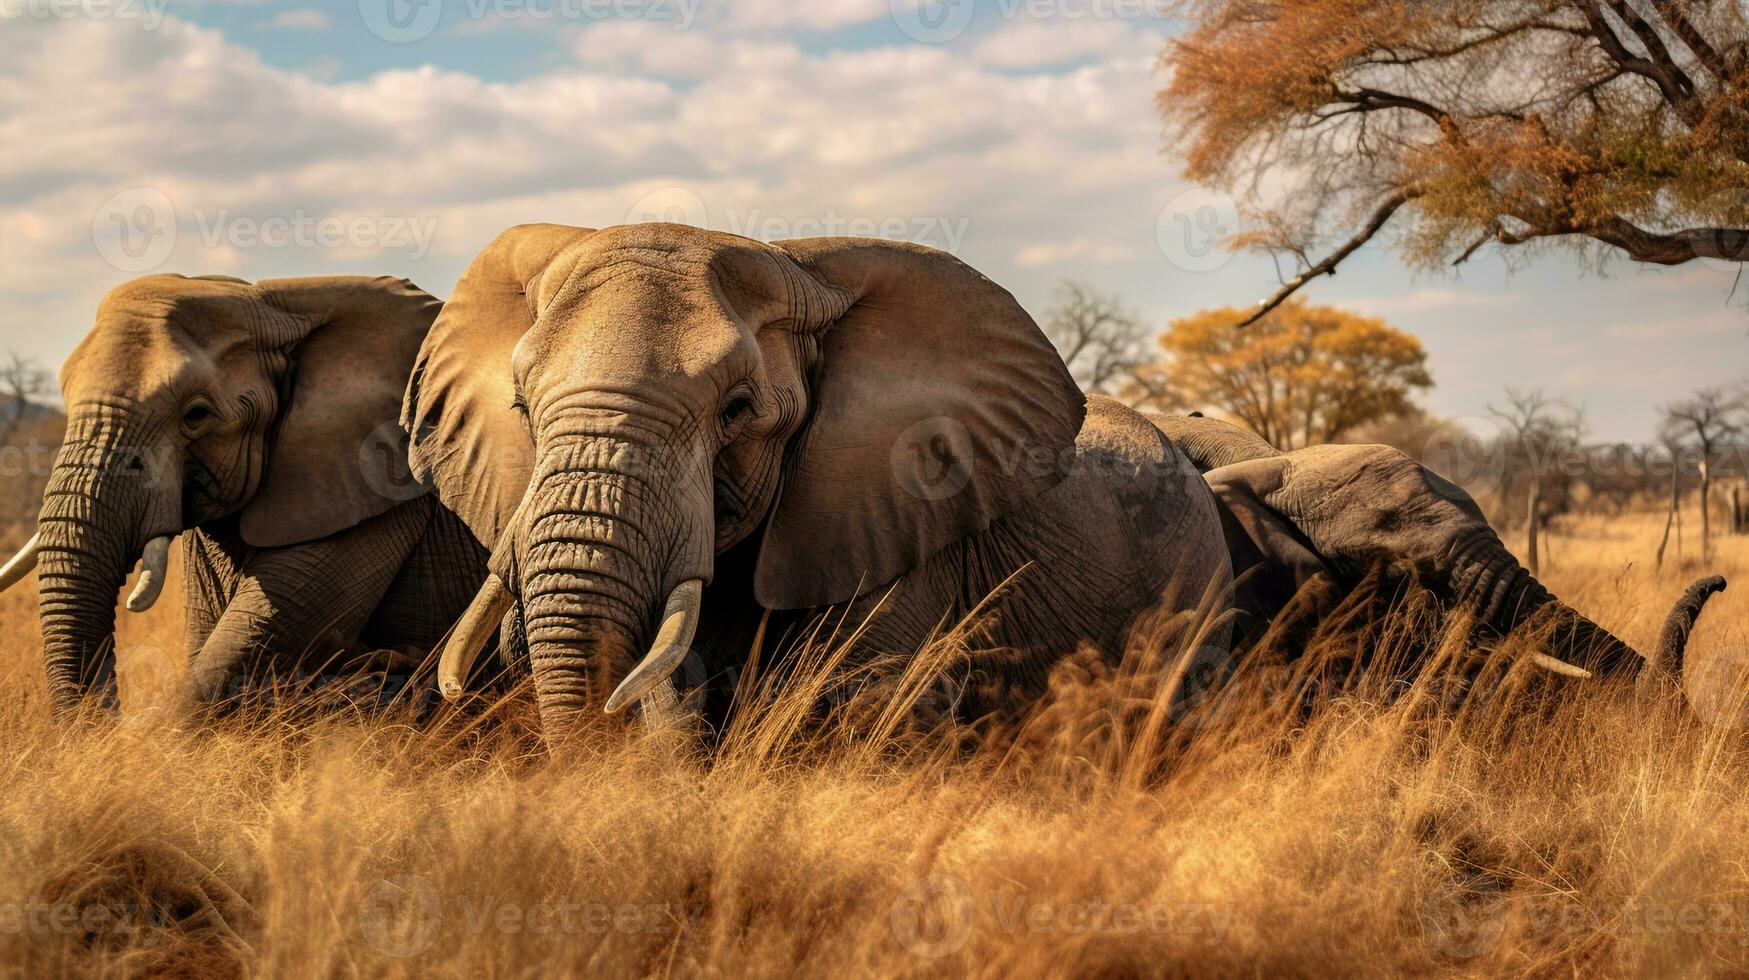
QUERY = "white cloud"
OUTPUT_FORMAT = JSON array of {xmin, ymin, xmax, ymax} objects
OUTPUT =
[
  {"xmin": 717, "ymin": 0, "xmax": 891, "ymax": 31},
  {"xmin": 972, "ymin": 19, "xmax": 1129, "ymax": 68},
  {"xmin": 0, "ymin": 16, "xmax": 1180, "ymax": 376},
  {"xmin": 266, "ymin": 8, "xmax": 329, "ymax": 29},
  {"xmin": 1015, "ymin": 237, "xmax": 1135, "ymax": 267},
  {"xmin": 1344, "ymin": 288, "xmax": 1519, "ymax": 316},
  {"xmin": 1604, "ymin": 308, "xmax": 1748, "ymax": 341}
]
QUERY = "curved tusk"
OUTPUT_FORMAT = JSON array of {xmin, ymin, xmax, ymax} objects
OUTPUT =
[
  {"xmin": 125, "ymin": 536, "xmax": 173, "ymax": 613},
  {"xmin": 0, "ymin": 532, "xmax": 42, "ymax": 593},
  {"xmin": 1529, "ymin": 652, "xmax": 1592, "ymax": 680},
  {"xmin": 604, "ymin": 579, "xmax": 704, "ymax": 716},
  {"xmin": 437, "ymin": 574, "xmax": 514, "ymax": 702}
]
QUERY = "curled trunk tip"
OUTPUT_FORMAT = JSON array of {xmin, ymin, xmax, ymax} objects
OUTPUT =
[{"xmin": 1645, "ymin": 575, "xmax": 1727, "ymax": 683}]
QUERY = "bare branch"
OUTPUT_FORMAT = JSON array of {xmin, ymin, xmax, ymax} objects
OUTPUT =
[{"xmin": 1237, "ymin": 192, "xmax": 1412, "ymax": 329}]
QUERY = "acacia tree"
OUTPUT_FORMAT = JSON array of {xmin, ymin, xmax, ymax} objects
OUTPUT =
[
  {"xmin": 1040, "ymin": 281, "xmax": 1152, "ymax": 394},
  {"xmin": 1661, "ymin": 385, "xmax": 1745, "ymax": 561},
  {"xmin": 1129, "ymin": 298, "xmax": 1432, "ymax": 448},
  {"xmin": 0, "ymin": 351, "xmax": 47, "ymax": 434},
  {"xmin": 1160, "ymin": 1, "xmax": 1749, "ymax": 323},
  {"xmin": 1489, "ymin": 387, "xmax": 1584, "ymax": 573}
]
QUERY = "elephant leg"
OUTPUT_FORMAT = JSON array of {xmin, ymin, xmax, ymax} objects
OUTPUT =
[
  {"xmin": 179, "ymin": 524, "xmax": 250, "ymax": 659},
  {"xmin": 362, "ymin": 500, "xmax": 488, "ymax": 656},
  {"xmin": 188, "ymin": 501, "xmax": 431, "ymax": 705}
]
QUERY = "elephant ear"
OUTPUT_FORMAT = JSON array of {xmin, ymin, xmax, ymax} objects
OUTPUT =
[
  {"xmin": 1149, "ymin": 414, "xmax": 1281, "ymax": 473},
  {"xmin": 238, "ymin": 277, "xmax": 442, "ymax": 548},
  {"xmin": 755, "ymin": 238, "xmax": 1086, "ymax": 609},
  {"xmin": 402, "ymin": 223, "xmax": 597, "ymax": 549}
]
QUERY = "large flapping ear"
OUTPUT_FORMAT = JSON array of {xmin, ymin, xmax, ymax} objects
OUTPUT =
[
  {"xmin": 754, "ymin": 238, "xmax": 1086, "ymax": 610},
  {"xmin": 402, "ymin": 224, "xmax": 597, "ymax": 550},
  {"xmin": 238, "ymin": 277, "xmax": 443, "ymax": 547}
]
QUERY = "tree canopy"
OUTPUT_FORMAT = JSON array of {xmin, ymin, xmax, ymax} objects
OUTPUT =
[
  {"xmin": 1159, "ymin": 0, "xmax": 1749, "ymax": 323},
  {"xmin": 1131, "ymin": 299, "xmax": 1433, "ymax": 448}
]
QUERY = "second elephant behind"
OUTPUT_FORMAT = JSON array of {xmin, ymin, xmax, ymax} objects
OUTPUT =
[{"xmin": 1151, "ymin": 414, "xmax": 1724, "ymax": 684}]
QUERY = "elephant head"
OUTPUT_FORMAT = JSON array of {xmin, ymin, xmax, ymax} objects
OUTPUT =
[
  {"xmin": 0, "ymin": 275, "xmax": 440, "ymax": 712},
  {"xmin": 405, "ymin": 223, "xmax": 1084, "ymax": 736},
  {"xmin": 1201, "ymin": 443, "xmax": 1724, "ymax": 682}
]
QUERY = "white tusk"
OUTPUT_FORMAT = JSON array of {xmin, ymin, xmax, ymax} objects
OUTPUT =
[
  {"xmin": 125, "ymin": 536, "xmax": 173, "ymax": 613},
  {"xmin": 0, "ymin": 532, "xmax": 42, "ymax": 593},
  {"xmin": 1529, "ymin": 653, "xmax": 1593, "ymax": 680},
  {"xmin": 437, "ymin": 574, "xmax": 514, "ymax": 702},
  {"xmin": 604, "ymin": 579, "xmax": 704, "ymax": 716}
]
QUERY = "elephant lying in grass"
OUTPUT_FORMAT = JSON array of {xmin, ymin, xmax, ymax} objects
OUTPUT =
[
  {"xmin": 1150, "ymin": 414, "xmax": 1725, "ymax": 685},
  {"xmin": 0, "ymin": 275, "xmax": 487, "ymax": 715},
  {"xmin": 411, "ymin": 223, "xmax": 1233, "ymax": 740}
]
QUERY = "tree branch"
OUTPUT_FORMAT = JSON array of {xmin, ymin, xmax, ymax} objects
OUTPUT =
[
  {"xmin": 1237, "ymin": 192, "xmax": 1412, "ymax": 328},
  {"xmin": 1650, "ymin": 0, "xmax": 1732, "ymax": 82},
  {"xmin": 1500, "ymin": 213, "xmax": 1749, "ymax": 265}
]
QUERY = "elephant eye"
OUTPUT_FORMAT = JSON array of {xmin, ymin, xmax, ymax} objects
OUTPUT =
[
  {"xmin": 182, "ymin": 403, "xmax": 213, "ymax": 431},
  {"xmin": 719, "ymin": 392, "xmax": 757, "ymax": 432}
]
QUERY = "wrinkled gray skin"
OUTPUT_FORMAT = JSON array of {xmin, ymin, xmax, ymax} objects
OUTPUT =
[
  {"xmin": 1150, "ymin": 414, "xmax": 1724, "ymax": 679},
  {"xmin": 4, "ymin": 275, "xmax": 486, "ymax": 715},
  {"xmin": 408, "ymin": 223, "xmax": 1232, "ymax": 739}
]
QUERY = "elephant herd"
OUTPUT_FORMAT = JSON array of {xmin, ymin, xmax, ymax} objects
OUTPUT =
[{"xmin": 0, "ymin": 222, "xmax": 1727, "ymax": 744}]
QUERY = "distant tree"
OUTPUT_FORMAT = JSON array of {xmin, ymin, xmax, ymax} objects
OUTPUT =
[
  {"xmin": 1489, "ymin": 388, "xmax": 1584, "ymax": 573},
  {"xmin": 1130, "ymin": 299, "xmax": 1433, "ymax": 449},
  {"xmin": 1159, "ymin": 1, "xmax": 1749, "ymax": 324},
  {"xmin": 0, "ymin": 351, "xmax": 48, "ymax": 431},
  {"xmin": 1661, "ymin": 385, "xmax": 1745, "ymax": 561},
  {"xmin": 1040, "ymin": 281, "xmax": 1152, "ymax": 395}
]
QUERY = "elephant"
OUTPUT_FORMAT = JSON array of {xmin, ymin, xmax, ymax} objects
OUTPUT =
[
  {"xmin": 404, "ymin": 222, "xmax": 1233, "ymax": 739},
  {"xmin": 0, "ymin": 274, "xmax": 488, "ymax": 715},
  {"xmin": 1149, "ymin": 413, "xmax": 1724, "ymax": 683}
]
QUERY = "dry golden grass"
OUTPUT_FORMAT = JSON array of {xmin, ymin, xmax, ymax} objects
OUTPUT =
[{"xmin": 2, "ymin": 509, "xmax": 1749, "ymax": 978}]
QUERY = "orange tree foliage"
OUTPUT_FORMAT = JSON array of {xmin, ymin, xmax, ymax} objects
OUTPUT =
[
  {"xmin": 1160, "ymin": 1, "xmax": 1749, "ymax": 321},
  {"xmin": 1130, "ymin": 299, "xmax": 1433, "ymax": 449}
]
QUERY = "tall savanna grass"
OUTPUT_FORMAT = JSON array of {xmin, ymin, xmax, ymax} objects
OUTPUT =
[{"xmin": 0, "ymin": 510, "xmax": 1747, "ymax": 977}]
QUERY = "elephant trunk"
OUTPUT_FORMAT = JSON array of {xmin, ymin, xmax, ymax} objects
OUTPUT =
[
  {"xmin": 1644, "ymin": 575, "xmax": 1728, "ymax": 682},
  {"xmin": 1444, "ymin": 535, "xmax": 1722, "ymax": 681},
  {"xmin": 35, "ymin": 423, "xmax": 156, "ymax": 713},
  {"xmin": 517, "ymin": 432, "xmax": 712, "ymax": 738}
]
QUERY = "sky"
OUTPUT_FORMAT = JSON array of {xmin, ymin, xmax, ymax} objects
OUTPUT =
[{"xmin": 0, "ymin": 0, "xmax": 1742, "ymax": 443}]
